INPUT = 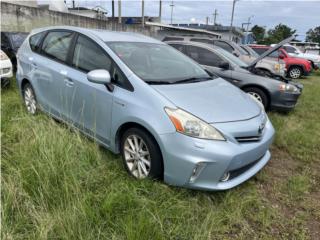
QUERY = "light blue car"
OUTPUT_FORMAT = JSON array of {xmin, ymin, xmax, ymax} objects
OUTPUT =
[{"xmin": 16, "ymin": 26, "xmax": 275, "ymax": 191}]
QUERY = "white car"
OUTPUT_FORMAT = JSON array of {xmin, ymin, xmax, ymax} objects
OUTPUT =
[
  {"xmin": 0, "ymin": 50, "xmax": 13, "ymax": 87},
  {"xmin": 282, "ymin": 45, "xmax": 320, "ymax": 70}
]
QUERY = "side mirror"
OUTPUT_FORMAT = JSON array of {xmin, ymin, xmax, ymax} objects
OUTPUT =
[
  {"xmin": 219, "ymin": 62, "xmax": 230, "ymax": 70},
  {"xmin": 87, "ymin": 69, "xmax": 111, "ymax": 84},
  {"xmin": 279, "ymin": 54, "xmax": 285, "ymax": 59}
]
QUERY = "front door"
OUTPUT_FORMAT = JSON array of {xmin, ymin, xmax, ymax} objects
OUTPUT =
[{"xmin": 62, "ymin": 35, "xmax": 114, "ymax": 146}]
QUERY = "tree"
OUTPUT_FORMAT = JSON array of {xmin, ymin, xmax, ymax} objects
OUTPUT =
[
  {"xmin": 251, "ymin": 25, "xmax": 266, "ymax": 43},
  {"xmin": 264, "ymin": 24, "xmax": 296, "ymax": 44},
  {"xmin": 306, "ymin": 26, "xmax": 320, "ymax": 44}
]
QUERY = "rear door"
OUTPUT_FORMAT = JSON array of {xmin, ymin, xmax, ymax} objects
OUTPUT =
[{"xmin": 34, "ymin": 30, "xmax": 75, "ymax": 118}]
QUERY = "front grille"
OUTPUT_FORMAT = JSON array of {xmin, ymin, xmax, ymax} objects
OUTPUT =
[
  {"xmin": 235, "ymin": 135, "xmax": 262, "ymax": 143},
  {"xmin": 229, "ymin": 159, "xmax": 260, "ymax": 180}
]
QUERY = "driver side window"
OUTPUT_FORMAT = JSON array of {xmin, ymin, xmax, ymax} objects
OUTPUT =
[{"xmin": 186, "ymin": 45, "xmax": 224, "ymax": 67}]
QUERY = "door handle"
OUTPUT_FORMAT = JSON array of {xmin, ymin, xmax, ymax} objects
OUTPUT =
[
  {"xmin": 31, "ymin": 63, "xmax": 37, "ymax": 69},
  {"xmin": 64, "ymin": 78, "xmax": 74, "ymax": 87}
]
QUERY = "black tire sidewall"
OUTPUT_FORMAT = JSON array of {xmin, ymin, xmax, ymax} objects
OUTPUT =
[
  {"xmin": 244, "ymin": 87, "xmax": 268, "ymax": 109},
  {"xmin": 120, "ymin": 127, "xmax": 163, "ymax": 180}
]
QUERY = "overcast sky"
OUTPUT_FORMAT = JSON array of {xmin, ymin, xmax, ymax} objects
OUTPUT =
[{"xmin": 45, "ymin": 0, "xmax": 320, "ymax": 40}]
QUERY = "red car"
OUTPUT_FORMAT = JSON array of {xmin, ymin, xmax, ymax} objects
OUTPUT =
[{"xmin": 250, "ymin": 45, "xmax": 312, "ymax": 79}]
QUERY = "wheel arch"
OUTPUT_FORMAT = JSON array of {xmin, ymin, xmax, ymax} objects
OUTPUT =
[
  {"xmin": 115, "ymin": 121, "xmax": 165, "ymax": 163},
  {"xmin": 241, "ymin": 84, "xmax": 271, "ymax": 109},
  {"xmin": 287, "ymin": 64, "xmax": 304, "ymax": 72}
]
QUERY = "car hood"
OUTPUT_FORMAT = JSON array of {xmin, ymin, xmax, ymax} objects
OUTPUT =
[{"xmin": 152, "ymin": 78, "xmax": 261, "ymax": 123}]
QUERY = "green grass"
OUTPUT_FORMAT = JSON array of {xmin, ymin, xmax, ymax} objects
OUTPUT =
[{"xmin": 1, "ymin": 72, "xmax": 320, "ymax": 239}]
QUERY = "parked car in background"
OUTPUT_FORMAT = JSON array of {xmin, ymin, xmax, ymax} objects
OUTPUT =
[
  {"xmin": 250, "ymin": 45, "xmax": 312, "ymax": 79},
  {"xmin": 0, "ymin": 50, "xmax": 13, "ymax": 88},
  {"xmin": 281, "ymin": 44, "xmax": 320, "ymax": 70},
  {"xmin": 1, "ymin": 31, "xmax": 29, "ymax": 70},
  {"xmin": 167, "ymin": 41, "xmax": 302, "ymax": 111},
  {"xmin": 17, "ymin": 26, "xmax": 275, "ymax": 191},
  {"xmin": 163, "ymin": 36, "xmax": 286, "ymax": 78},
  {"xmin": 163, "ymin": 36, "xmax": 256, "ymax": 64},
  {"xmin": 241, "ymin": 44, "xmax": 287, "ymax": 78}
]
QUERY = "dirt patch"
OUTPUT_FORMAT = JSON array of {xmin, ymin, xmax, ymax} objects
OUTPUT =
[{"xmin": 257, "ymin": 146, "xmax": 320, "ymax": 238}]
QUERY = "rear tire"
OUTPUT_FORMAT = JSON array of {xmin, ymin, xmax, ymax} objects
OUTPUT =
[
  {"xmin": 244, "ymin": 87, "xmax": 268, "ymax": 109},
  {"xmin": 120, "ymin": 128, "xmax": 163, "ymax": 180},
  {"xmin": 288, "ymin": 66, "xmax": 302, "ymax": 79}
]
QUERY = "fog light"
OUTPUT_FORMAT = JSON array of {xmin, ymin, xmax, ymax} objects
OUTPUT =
[
  {"xmin": 221, "ymin": 172, "xmax": 230, "ymax": 182},
  {"xmin": 189, "ymin": 162, "xmax": 206, "ymax": 183}
]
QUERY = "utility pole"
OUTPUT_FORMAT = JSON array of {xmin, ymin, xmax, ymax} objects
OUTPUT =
[
  {"xmin": 241, "ymin": 15, "xmax": 254, "ymax": 32},
  {"xmin": 246, "ymin": 15, "xmax": 254, "ymax": 32},
  {"xmin": 170, "ymin": 1, "xmax": 174, "ymax": 25},
  {"xmin": 206, "ymin": 16, "xmax": 209, "ymax": 26},
  {"xmin": 213, "ymin": 9, "xmax": 218, "ymax": 25},
  {"xmin": 142, "ymin": 0, "xmax": 145, "ymax": 27},
  {"xmin": 159, "ymin": 0, "xmax": 162, "ymax": 23},
  {"xmin": 118, "ymin": 0, "xmax": 121, "ymax": 24},
  {"xmin": 112, "ymin": 0, "xmax": 114, "ymax": 18},
  {"xmin": 229, "ymin": 0, "xmax": 238, "ymax": 41}
]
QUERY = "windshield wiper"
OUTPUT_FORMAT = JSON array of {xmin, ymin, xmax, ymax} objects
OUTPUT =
[
  {"xmin": 145, "ymin": 80, "xmax": 172, "ymax": 85},
  {"xmin": 173, "ymin": 76, "xmax": 212, "ymax": 84}
]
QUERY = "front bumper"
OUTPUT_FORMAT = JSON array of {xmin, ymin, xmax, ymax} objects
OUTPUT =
[
  {"xmin": 159, "ymin": 118, "xmax": 275, "ymax": 191},
  {"xmin": 270, "ymin": 90, "xmax": 301, "ymax": 112}
]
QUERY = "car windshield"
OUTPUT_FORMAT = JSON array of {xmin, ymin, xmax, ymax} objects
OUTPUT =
[
  {"xmin": 215, "ymin": 47, "xmax": 248, "ymax": 67},
  {"xmin": 10, "ymin": 33, "xmax": 28, "ymax": 48},
  {"xmin": 107, "ymin": 42, "xmax": 211, "ymax": 84}
]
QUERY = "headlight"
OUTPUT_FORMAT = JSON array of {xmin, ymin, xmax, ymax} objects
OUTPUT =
[
  {"xmin": 164, "ymin": 107, "xmax": 225, "ymax": 141},
  {"xmin": 279, "ymin": 83, "xmax": 299, "ymax": 93},
  {"xmin": 0, "ymin": 51, "xmax": 9, "ymax": 60}
]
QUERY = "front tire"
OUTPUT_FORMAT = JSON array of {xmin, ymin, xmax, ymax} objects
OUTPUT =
[
  {"xmin": 244, "ymin": 87, "xmax": 268, "ymax": 109},
  {"xmin": 23, "ymin": 83, "xmax": 37, "ymax": 114},
  {"xmin": 288, "ymin": 66, "xmax": 302, "ymax": 79},
  {"xmin": 120, "ymin": 128, "xmax": 163, "ymax": 180}
]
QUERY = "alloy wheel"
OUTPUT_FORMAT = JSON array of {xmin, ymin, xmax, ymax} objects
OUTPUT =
[
  {"xmin": 289, "ymin": 68, "xmax": 301, "ymax": 79},
  {"xmin": 248, "ymin": 91, "xmax": 263, "ymax": 103},
  {"xmin": 24, "ymin": 86, "xmax": 37, "ymax": 114},
  {"xmin": 123, "ymin": 134, "xmax": 151, "ymax": 179}
]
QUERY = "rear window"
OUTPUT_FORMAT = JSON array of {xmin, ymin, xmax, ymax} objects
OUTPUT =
[{"xmin": 29, "ymin": 32, "xmax": 45, "ymax": 52}]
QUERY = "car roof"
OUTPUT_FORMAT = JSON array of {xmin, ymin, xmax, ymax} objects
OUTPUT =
[
  {"xmin": 166, "ymin": 40, "xmax": 223, "ymax": 51},
  {"xmin": 30, "ymin": 26, "xmax": 162, "ymax": 44}
]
